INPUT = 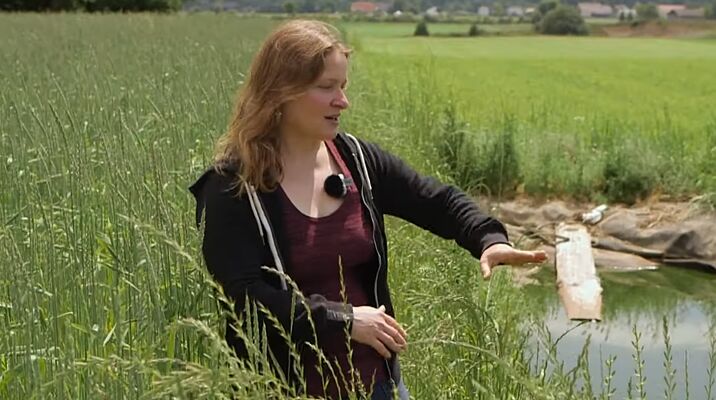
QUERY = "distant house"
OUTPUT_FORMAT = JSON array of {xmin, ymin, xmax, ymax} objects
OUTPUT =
[
  {"xmin": 478, "ymin": 5, "xmax": 490, "ymax": 17},
  {"xmin": 656, "ymin": 4, "xmax": 685, "ymax": 18},
  {"xmin": 525, "ymin": 7, "xmax": 536, "ymax": 17},
  {"xmin": 425, "ymin": 6, "xmax": 440, "ymax": 18},
  {"xmin": 506, "ymin": 6, "xmax": 525, "ymax": 16},
  {"xmin": 376, "ymin": 2, "xmax": 391, "ymax": 12},
  {"xmin": 350, "ymin": 2, "xmax": 376, "ymax": 13},
  {"xmin": 674, "ymin": 8, "xmax": 705, "ymax": 18},
  {"xmin": 577, "ymin": 2, "xmax": 614, "ymax": 17},
  {"xmin": 614, "ymin": 4, "xmax": 636, "ymax": 18}
]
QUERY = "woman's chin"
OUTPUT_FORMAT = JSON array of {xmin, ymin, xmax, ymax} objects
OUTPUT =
[{"xmin": 320, "ymin": 129, "xmax": 339, "ymax": 140}]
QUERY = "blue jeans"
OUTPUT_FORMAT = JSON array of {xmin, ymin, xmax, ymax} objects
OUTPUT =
[{"xmin": 369, "ymin": 379, "xmax": 410, "ymax": 400}]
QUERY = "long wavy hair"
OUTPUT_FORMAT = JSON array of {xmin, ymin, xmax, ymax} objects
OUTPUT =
[{"xmin": 214, "ymin": 20, "xmax": 351, "ymax": 192}]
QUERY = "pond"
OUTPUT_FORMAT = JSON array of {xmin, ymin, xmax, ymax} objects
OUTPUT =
[{"xmin": 524, "ymin": 266, "xmax": 716, "ymax": 399}]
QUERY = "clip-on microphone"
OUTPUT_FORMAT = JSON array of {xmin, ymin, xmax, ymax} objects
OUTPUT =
[{"xmin": 324, "ymin": 173, "xmax": 353, "ymax": 198}]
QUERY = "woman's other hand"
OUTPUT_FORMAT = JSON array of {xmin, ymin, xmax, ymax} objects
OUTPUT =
[
  {"xmin": 480, "ymin": 243, "xmax": 548, "ymax": 279},
  {"xmin": 350, "ymin": 305, "xmax": 407, "ymax": 359}
]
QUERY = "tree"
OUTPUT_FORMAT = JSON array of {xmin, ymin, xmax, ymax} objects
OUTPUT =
[
  {"xmin": 414, "ymin": 21, "xmax": 429, "ymax": 36},
  {"xmin": 532, "ymin": 0, "xmax": 559, "ymax": 25},
  {"xmin": 318, "ymin": 0, "xmax": 335, "ymax": 12},
  {"xmin": 538, "ymin": 0, "xmax": 559, "ymax": 16},
  {"xmin": 283, "ymin": 1, "xmax": 295, "ymax": 14},
  {"xmin": 635, "ymin": 3, "xmax": 659, "ymax": 20},
  {"xmin": 492, "ymin": 2, "xmax": 505, "ymax": 16},
  {"xmin": 468, "ymin": 22, "xmax": 482, "ymax": 36},
  {"xmin": 300, "ymin": 0, "xmax": 316, "ymax": 12},
  {"xmin": 706, "ymin": 0, "xmax": 716, "ymax": 19},
  {"xmin": 539, "ymin": 5, "xmax": 588, "ymax": 35}
]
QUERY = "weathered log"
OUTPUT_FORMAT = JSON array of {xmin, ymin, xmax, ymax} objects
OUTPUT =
[{"xmin": 555, "ymin": 223, "xmax": 603, "ymax": 321}]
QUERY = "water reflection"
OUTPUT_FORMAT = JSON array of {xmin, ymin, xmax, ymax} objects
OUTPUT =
[{"xmin": 525, "ymin": 267, "xmax": 716, "ymax": 399}]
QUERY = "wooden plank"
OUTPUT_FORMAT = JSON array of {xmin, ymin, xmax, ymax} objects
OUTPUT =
[{"xmin": 555, "ymin": 223, "xmax": 603, "ymax": 321}]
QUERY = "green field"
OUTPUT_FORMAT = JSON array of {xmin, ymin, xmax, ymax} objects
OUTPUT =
[
  {"xmin": 343, "ymin": 21, "xmax": 716, "ymax": 202},
  {"xmin": 1, "ymin": 14, "xmax": 715, "ymax": 399}
]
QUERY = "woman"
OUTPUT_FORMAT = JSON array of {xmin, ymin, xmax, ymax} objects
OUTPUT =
[{"xmin": 189, "ymin": 20, "xmax": 546, "ymax": 400}]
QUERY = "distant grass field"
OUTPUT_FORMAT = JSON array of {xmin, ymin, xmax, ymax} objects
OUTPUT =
[
  {"xmin": 342, "ymin": 22, "xmax": 716, "ymax": 202},
  {"xmin": 343, "ymin": 21, "xmax": 535, "ymax": 37}
]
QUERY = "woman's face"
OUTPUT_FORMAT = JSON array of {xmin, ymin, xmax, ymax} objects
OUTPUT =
[{"xmin": 280, "ymin": 49, "xmax": 350, "ymax": 142}]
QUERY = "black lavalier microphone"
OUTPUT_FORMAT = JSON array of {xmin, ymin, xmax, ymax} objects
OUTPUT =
[{"xmin": 324, "ymin": 173, "xmax": 353, "ymax": 198}]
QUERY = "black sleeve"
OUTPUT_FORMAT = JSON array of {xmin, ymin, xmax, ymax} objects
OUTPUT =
[
  {"xmin": 192, "ymin": 170, "xmax": 353, "ymax": 343},
  {"xmin": 360, "ymin": 140, "xmax": 510, "ymax": 259}
]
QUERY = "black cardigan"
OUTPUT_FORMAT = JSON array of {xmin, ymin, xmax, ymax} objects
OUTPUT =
[{"xmin": 189, "ymin": 132, "xmax": 510, "ymax": 387}]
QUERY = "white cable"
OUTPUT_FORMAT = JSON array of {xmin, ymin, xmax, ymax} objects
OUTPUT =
[
  {"xmin": 244, "ymin": 181, "xmax": 265, "ymax": 242},
  {"xmin": 346, "ymin": 133, "xmax": 372, "ymax": 193},
  {"xmin": 247, "ymin": 184, "xmax": 288, "ymax": 291}
]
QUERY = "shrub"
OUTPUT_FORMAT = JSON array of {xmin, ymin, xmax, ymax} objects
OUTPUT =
[
  {"xmin": 468, "ymin": 23, "xmax": 483, "ymax": 36},
  {"xmin": 706, "ymin": 0, "xmax": 716, "ymax": 19},
  {"xmin": 635, "ymin": 3, "xmax": 659, "ymax": 20},
  {"xmin": 602, "ymin": 147, "xmax": 656, "ymax": 205},
  {"xmin": 414, "ymin": 21, "xmax": 429, "ymax": 36},
  {"xmin": 436, "ymin": 107, "xmax": 520, "ymax": 197},
  {"xmin": 539, "ymin": 5, "xmax": 588, "ymax": 35}
]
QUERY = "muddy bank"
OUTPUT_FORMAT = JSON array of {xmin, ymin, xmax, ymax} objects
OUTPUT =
[{"xmin": 488, "ymin": 198, "xmax": 716, "ymax": 273}]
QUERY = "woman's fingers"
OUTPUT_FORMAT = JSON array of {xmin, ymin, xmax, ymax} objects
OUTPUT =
[
  {"xmin": 370, "ymin": 337, "xmax": 391, "ymax": 359},
  {"xmin": 381, "ymin": 313, "xmax": 407, "ymax": 344},
  {"xmin": 487, "ymin": 249, "xmax": 548, "ymax": 266},
  {"xmin": 480, "ymin": 259, "xmax": 492, "ymax": 279},
  {"xmin": 376, "ymin": 329, "xmax": 404, "ymax": 354},
  {"xmin": 506, "ymin": 249, "xmax": 548, "ymax": 265},
  {"xmin": 379, "ymin": 320, "xmax": 406, "ymax": 348},
  {"xmin": 481, "ymin": 248, "xmax": 548, "ymax": 279}
]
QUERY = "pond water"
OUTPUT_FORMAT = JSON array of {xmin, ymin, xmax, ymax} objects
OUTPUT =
[{"xmin": 524, "ymin": 266, "xmax": 716, "ymax": 399}]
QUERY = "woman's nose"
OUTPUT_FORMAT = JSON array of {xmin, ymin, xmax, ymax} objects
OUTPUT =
[{"xmin": 332, "ymin": 90, "xmax": 349, "ymax": 109}]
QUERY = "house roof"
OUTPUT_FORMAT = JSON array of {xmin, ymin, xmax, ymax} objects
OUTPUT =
[
  {"xmin": 578, "ymin": 2, "xmax": 614, "ymax": 15},
  {"xmin": 657, "ymin": 4, "xmax": 686, "ymax": 13},
  {"xmin": 350, "ymin": 1, "xmax": 378, "ymax": 13},
  {"xmin": 674, "ymin": 7, "xmax": 705, "ymax": 17}
]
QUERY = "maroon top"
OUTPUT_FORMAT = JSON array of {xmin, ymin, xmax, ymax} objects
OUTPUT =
[{"xmin": 278, "ymin": 140, "xmax": 388, "ymax": 399}]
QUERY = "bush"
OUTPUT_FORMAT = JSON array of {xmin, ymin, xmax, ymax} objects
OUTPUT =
[
  {"xmin": 538, "ymin": 5, "xmax": 588, "ymax": 35},
  {"xmin": 531, "ymin": 0, "xmax": 559, "ymax": 24},
  {"xmin": 635, "ymin": 3, "xmax": 659, "ymax": 20},
  {"xmin": 468, "ymin": 23, "xmax": 483, "ymax": 36},
  {"xmin": 697, "ymin": 122, "xmax": 716, "ymax": 209},
  {"xmin": 706, "ymin": 0, "xmax": 716, "ymax": 19},
  {"xmin": 436, "ymin": 107, "xmax": 520, "ymax": 197},
  {"xmin": 602, "ymin": 148, "xmax": 656, "ymax": 205},
  {"xmin": 538, "ymin": 0, "xmax": 559, "ymax": 16},
  {"xmin": 414, "ymin": 21, "xmax": 429, "ymax": 36}
]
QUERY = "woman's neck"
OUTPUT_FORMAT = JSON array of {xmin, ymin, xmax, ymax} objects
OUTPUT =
[{"xmin": 279, "ymin": 132, "xmax": 328, "ymax": 174}]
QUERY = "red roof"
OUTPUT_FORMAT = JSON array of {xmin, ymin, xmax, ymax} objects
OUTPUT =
[{"xmin": 351, "ymin": 1, "xmax": 378, "ymax": 13}]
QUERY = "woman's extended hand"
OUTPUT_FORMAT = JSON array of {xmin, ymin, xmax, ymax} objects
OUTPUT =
[
  {"xmin": 480, "ymin": 243, "xmax": 548, "ymax": 279},
  {"xmin": 350, "ymin": 305, "xmax": 407, "ymax": 359}
]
